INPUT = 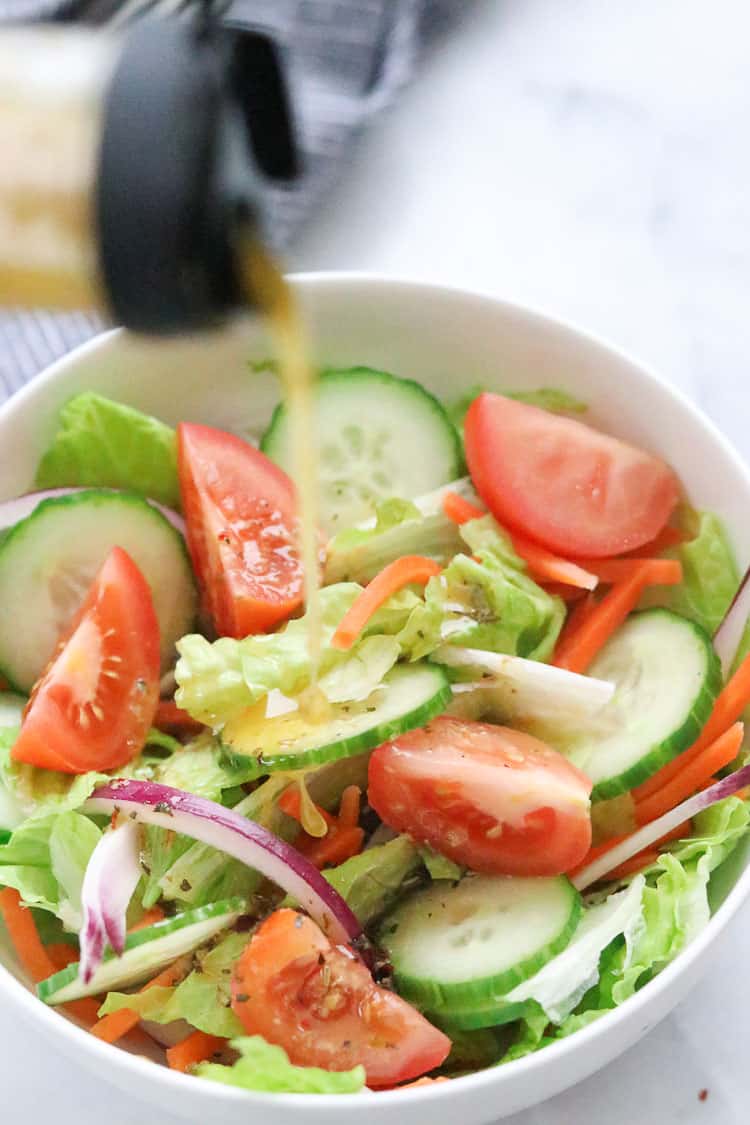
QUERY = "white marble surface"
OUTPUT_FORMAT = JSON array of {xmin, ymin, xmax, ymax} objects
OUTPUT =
[{"xmin": 2, "ymin": 0, "xmax": 750, "ymax": 1120}]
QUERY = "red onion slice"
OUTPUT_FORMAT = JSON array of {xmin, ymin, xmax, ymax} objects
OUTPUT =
[
  {"xmin": 0, "ymin": 488, "xmax": 184, "ymax": 535},
  {"xmin": 85, "ymin": 780, "xmax": 362, "ymax": 947},
  {"xmin": 714, "ymin": 566, "xmax": 750, "ymax": 677},
  {"xmin": 573, "ymin": 761, "xmax": 750, "ymax": 890},
  {"xmin": 79, "ymin": 820, "xmax": 142, "ymax": 984}
]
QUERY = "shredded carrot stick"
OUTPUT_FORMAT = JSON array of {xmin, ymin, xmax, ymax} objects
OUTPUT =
[
  {"xmin": 0, "ymin": 887, "xmax": 58, "ymax": 983},
  {"xmin": 154, "ymin": 700, "xmax": 203, "ymax": 736},
  {"xmin": 569, "ymin": 820, "xmax": 690, "ymax": 879},
  {"xmin": 619, "ymin": 525, "xmax": 686, "ymax": 557},
  {"xmin": 607, "ymin": 849, "xmax": 661, "ymax": 880},
  {"xmin": 577, "ymin": 558, "xmax": 683, "ymax": 587},
  {"xmin": 442, "ymin": 492, "xmax": 485, "ymax": 524},
  {"xmin": 90, "ymin": 955, "xmax": 191, "ymax": 1044},
  {"xmin": 278, "ymin": 787, "xmax": 336, "ymax": 830},
  {"xmin": 337, "ymin": 786, "xmax": 362, "ymax": 829},
  {"xmin": 542, "ymin": 582, "xmax": 589, "ymax": 604},
  {"xmin": 396, "ymin": 1076, "xmax": 450, "ymax": 1089},
  {"xmin": 130, "ymin": 906, "xmax": 165, "ymax": 932},
  {"xmin": 507, "ymin": 530, "xmax": 598, "ymax": 591},
  {"xmin": 634, "ymin": 723, "xmax": 744, "ymax": 825},
  {"xmin": 45, "ymin": 943, "xmax": 79, "ymax": 971},
  {"xmin": 332, "ymin": 556, "xmax": 442, "ymax": 650},
  {"xmin": 553, "ymin": 563, "xmax": 653, "ymax": 673},
  {"xmin": 167, "ymin": 1030, "xmax": 227, "ymax": 1073},
  {"xmin": 0, "ymin": 889, "xmax": 102, "ymax": 1023},
  {"xmin": 634, "ymin": 653, "xmax": 750, "ymax": 802},
  {"xmin": 304, "ymin": 826, "xmax": 365, "ymax": 869}
]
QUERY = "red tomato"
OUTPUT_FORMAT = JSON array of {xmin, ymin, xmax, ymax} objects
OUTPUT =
[
  {"xmin": 368, "ymin": 717, "xmax": 592, "ymax": 876},
  {"xmin": 464, "ymin": 393, "xmax": 680, "ymax": 558},
  {"xmin": 11, "ymin": 547, "xmax": 160, "ymax": 774},
  {"xmin": 231, "ymin": 909, "xmax": 450, "ymax": 1087},
  {"xmin": 178, "ymin": 422, "xmax": 303, "ymax": 637}
]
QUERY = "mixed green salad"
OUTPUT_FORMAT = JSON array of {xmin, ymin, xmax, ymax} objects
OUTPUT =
[{"xmin": 1, "ymin": 368, "xmax": 750, "ymax": 1094}]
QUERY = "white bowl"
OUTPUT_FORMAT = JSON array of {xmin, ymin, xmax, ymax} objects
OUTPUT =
[{"xmin": 1, "ymin": 274, "xmax": 749, "ymax": 1124}]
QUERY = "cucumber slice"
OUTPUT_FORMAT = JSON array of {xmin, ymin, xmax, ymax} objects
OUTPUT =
[
  {"xmin": 565, "ymin": 609, "xmax": 721, "ymax": 800},
  {"xmin": 260, "ymin": 367, "xmax": 462, "ymax": 533},
  {"xmin": 221, "ymin": 663, "xmax": 451, "ymax": 778},
  {"xmin": 379, "ymin": 874, "xmax": 580, "ymax": 1009},
  {"xmin": 38, "ymin": 898, "xmax": 245, "ymax": 1005},
  {"xmin": 0, "ymin": 691, "xmax": 25, "ymax": 729},
  {"xmin": 0, "ymin": 490, "xmax": 197, "ymax": 691},
  {"xmin": 431, "ymin": 875, "xmax": 645, "ymax": 1030}
]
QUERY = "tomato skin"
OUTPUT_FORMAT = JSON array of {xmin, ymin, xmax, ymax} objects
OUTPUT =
[
  {"xmin": 464, "ymin": 393, "xmax": 680, "ymax": 558},
  {"xmin": 178, "ymin": 423, "xmax": 304, "ymax": 637},
  {"xmin": 231, "ymin": 909, "xmax": 450, "ymax": 1087},
  {"xmin": 368, "ymin": 717, "xmax": 592, "ymax": 876},
  {"xmin": 11, "ymin": 547, "xmax": 160, "ymax": 774}
]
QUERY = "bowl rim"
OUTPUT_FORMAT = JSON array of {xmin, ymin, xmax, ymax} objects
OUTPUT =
[{"xmin": 1, "ymin": 269, "xmax": 750, "ymax": 1113}]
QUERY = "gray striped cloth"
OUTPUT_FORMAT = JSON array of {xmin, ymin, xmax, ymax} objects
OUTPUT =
[{"xmin": 0, "ymin": 0, "xmax": 463, "ymax": 399}]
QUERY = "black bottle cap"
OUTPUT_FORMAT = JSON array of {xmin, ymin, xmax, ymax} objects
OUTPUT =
[{"xmin": 96, "ymin": 18, "xmax": 297, "ymax": 334}]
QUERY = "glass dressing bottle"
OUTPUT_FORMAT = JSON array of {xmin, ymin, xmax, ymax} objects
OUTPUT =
[{"xmin": 0, "ymin": 14, "xmax": 297, "ymax": 332}]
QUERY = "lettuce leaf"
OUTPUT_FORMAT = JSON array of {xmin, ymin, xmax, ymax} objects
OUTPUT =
[
  {"xmin": 0, "ymin": 726, "xmax": 105, "ymax": 822},
  {"xmin": 501, "ymin": 796, "xmax": 750, "ymax": 1062},
  {"xmin": 324, "ymin": 835, "xmax": 421, "ymax": 924},
  {"xmin": 196, "ymin": 1036, "xmax": 365, "ymax": 1094},
  {"xmin": 642, "ymin": 510, "xmax": 739, "ymax": 634},
  {"xmin": 325, "ymin": 495, "xmax": 462, "ymax": 585},
  {"xmin": 402, "ymin": 518, "xmax": 564, "ymax": 662},
  {"xmin": 35, "ymin": 393, "xmax": 180, "ymax": 509},
  {"xmin": 0, "ymin": 810, "xmax": 101, "ymax": 926},
  {"xmin": 99, "ymin": 929, "xmax": 247, "ymax": 1038},
  {"xmin": 158, "ymin": 774, "xmax": 292, "ymax": 909}
]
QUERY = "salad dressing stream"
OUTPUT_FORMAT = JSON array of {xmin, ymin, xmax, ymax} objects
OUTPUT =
[{"xmin": 240, "ymin": 237, "xmax": 328, "ymax": 721}]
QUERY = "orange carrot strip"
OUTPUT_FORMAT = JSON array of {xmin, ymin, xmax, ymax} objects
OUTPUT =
[
  {"xmin": 130, "ymin": 906, "xmax": 165, "ymax": 932},
  {"xmin": 508, "ymin": 530, "xmax": 598, "ymax": 591},
  {"xmin": 332, "ymin": 556, "xmax": 442, "ymax": 650},
  {"xmin": 166, "ymin": 1030, "xmax": 227, "ymax": 1073},
  {"xmin": 634, "ymin": 723, "xmax": 744, "ymax": 825},
  {"xmin": 553, "ymin": 564, "xmax": 652, "ymax": 673},
  {"xmin": 569, "ymin": 820, "xmax": 690, "ymax": 879},
  {"xmin": 0, "ymin": 888, "xmax": 58, "ymax": 983},
  {"xmin": 542, "ymin": 582, "xmax": 589, "ymax": 604},
  {"xmin": 45, "ymin": 943, "xmax": 80, "ymax": 971},
  {"xmin": 278, "ymin": 787, "xmax": 336, "ymax": 829},
  {"xmin": 442, "ymin": 492, "xmax": 486, "ymax": 524},
  {"xmin": 634, "ymin": 653, "xmax": 750, "ymax": 802},
  {"xmin": 90, "ymin": 956, "xmax": 190, "ymax": 1044},
  {"xmin": 337, "ymin": 785, "xmax": 362, "ymax": 829},
  {"xmin": 0, "ymin": 890, "xmax": 102, "ymax": 1023},
  {"xmin": 154, "ymin": 700, "xmax": 204, "ymax": 736},
  {"xmin": 577, "ymin": 558, "xmax": 682, "ymax": 586},
  {"xmin": 607, "ymin": 849, "xmax": 661, "ymax": 880},
  {"xmin": 305, "ymin": 826, "xmax": 365, "ymax": 869},
  {"xmin": 619, "ymin": 525, "xmax": 686, "ymax": 557}
]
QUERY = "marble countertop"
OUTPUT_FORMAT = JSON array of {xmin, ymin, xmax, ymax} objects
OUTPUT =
[{"xmin": 2, "ymin": 0, "xmax": 749, "ymax": 1120}]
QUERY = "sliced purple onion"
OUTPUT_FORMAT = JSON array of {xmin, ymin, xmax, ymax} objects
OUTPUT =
[
  {"xmin": 85, "ymin": 780, "xmax": 362, "ymax": 949},
  {"xmin": 79, "ymin": 820, "xmax": 142, "ymax": 984},
  {"xmin": 714, "ymin": 566, "xmax": 750, "ymax": 677},
  {"xmin": 573, "ymin": 761, "xmax": 750, "ymax": 890},
  {"xmin": 0, "ymin": 488, "xmax": 185, "ymax": 535}
]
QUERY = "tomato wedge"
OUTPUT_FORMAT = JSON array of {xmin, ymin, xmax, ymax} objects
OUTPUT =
[
  {"xmin": 11, "ymin": 547, "xmax": 160, "ymax": 774},
  {"xmin": 464, "ymin": 393, "xmax": 680, "ymax": 558},
  {"xmin": 178, "ymin": 423, "xmax": 304, "ymax": 637},
  {"xmin": 368, "ymin": 717, "xmax": 592, "ymax": 876},
  {"xmin": 231, "ymin": 909, "xmax": 450, "ymax": 1087}
]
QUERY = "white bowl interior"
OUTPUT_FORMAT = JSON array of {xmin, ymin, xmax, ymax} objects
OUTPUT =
[{"xmin": 1, "ymin": 275, "xmax": 749, "ymax": 1124}]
